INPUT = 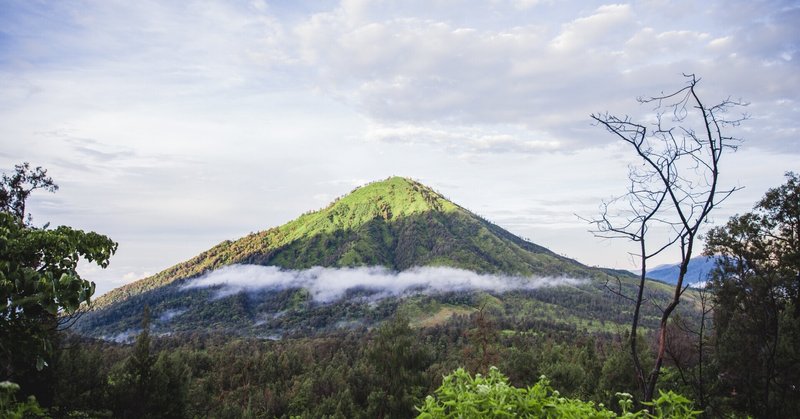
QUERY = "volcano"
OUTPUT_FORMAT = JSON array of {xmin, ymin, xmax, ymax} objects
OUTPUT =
[{"xmin": 75, "ymin": 177, "xmax": 681, "ymax": 339}]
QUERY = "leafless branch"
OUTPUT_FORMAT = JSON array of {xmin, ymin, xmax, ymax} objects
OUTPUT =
[{"xmin": 584, "ymin": 74, "xmax": 745, "ymax": 403}]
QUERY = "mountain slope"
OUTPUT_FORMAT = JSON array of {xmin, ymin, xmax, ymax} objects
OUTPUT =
[
  {"xmin": 77, "ymin": 177, "xmax": 691, "ymax": 339},
  {"xmin": 93, "ymin": 177, "xmax": 596, "ymax": 309}
]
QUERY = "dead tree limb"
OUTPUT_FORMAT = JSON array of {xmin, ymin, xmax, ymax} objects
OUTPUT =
[{"xmin": 587, "ymin": 74, "xmax": 745, "ymax": 402}]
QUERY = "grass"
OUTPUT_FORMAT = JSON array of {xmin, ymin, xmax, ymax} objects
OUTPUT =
[{"xmin": 413, "ymin": 305, "xmax": 476, "ymax": 328}]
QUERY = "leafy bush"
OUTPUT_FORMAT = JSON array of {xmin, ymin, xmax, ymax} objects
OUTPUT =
[
  {"xmin": 417, "ymin": 367, "xmax": 701, "ymax": 418},
  {"xmin": 0, "ymin": 381, "xmax": 45, "ymax": 418}
]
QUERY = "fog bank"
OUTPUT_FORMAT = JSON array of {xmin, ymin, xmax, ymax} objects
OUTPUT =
[{"xmin": 182, "ymin": 265, "xmax": 586, "ymax": 302}]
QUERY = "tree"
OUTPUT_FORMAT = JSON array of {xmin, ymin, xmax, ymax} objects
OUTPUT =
[
  {"xmin": 0, "ymin": 163, "xmax": 58, "ymax": 225},
  {"xmin": 108, "ymin": 307, "xmax": 189, "ymax": 419},
  {"xmin": 663, "ymin": 287, "xmax": 716, "ymax": 413},
  {"xmin": 0, "ymin": 162, "xmax": 116, "ymax": 403},
  {"xmin": 588, "ymin": 74, "xmax": 744, "ymax": 402},
  {"xmin": 463, "ymin": 303, "xmax": 499, "ymax": 374},
  {"xmin": 704, "ymin": 172, "xmax": 800, "ymax": 417},
  {"xmin": 365, "ymin": 315, "xmax": 431, "ymax": 419}
]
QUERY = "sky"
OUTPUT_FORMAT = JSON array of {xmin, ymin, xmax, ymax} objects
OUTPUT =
[{"xmin": 1, "ymin": 0, "xmax": 798, "ymax": 296}]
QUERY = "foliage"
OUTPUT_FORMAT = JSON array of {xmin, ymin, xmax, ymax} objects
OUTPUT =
[
  {"xmin": 108, "ymin": 308, "xmax": 190, "ymax": 418},
  {"xmin": 661, "ymin": 290, "xmax": 717, "ymax": 413},
  {"xmin": 52, "ymin": 335, "xmax": 124, "ymax": 417},
  {"xmin": 462, "ymin": 304, "xmax": 500, "ymax": 374},
  {"xmin": 0, "ymin": 213, "xmax": 116, "ymax": 375},
  {"xmin": 49, "ymin": 312, "xmax": 640, "ymax": 418},
  {"xmin": 0, "ymin": 211, "xmax": 115, "ymax": 316},
  {"xmin": 595, "ymin": 335, "xmax": 647, "ymax": 408},
  {"xmin": 0, "ymin": 163, "xmax": 116, "ymax": 405},
  {"xmin": 362, "ymin": 315, "xmax": 433, "ymax": 418},
  {"xmin": 416, "ymin": 367, "xmax": 701, "ymax": 418},
  {"xmin": 704, "ymin": 172, "xmax": 800, "ymax": 417},
  {"xmin": 48, "ymin": 306, "xmax": 722, "ymax": 418},
  {"xmin": 0, "ymin": 381, "xmax": 46, "ymax": 418},
  {"xmin": 0, "ymin": 162, "xmax": 58, "ymax": 225},
  {"xmin": 640, "ymin": 390, "xmax": 703, "ymax": 419}
]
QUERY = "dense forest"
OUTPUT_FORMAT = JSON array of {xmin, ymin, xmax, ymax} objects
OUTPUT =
[{"xmin": 41, "ymin": 310, "xmax": 693, "ymax": 418}]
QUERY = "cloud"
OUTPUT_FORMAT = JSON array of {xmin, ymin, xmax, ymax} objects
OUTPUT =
[
  {"xmin": 624, "ymin": 28, "xmax": 711, "ymax": 61},
  {"xmin": 4, "ymin": 0, "xmax": 798, "ymax": 156},
  {"xmin": 550, "ymin": 4, "xmax": 634, "ymax": 51},
  {"xmin": 511, "ymin": 0, "xmax": 551, "ymax": 10},
  {"xmin": 158, "ymin": 308, "xmax": 188, "ymax": 323},
  {"xmin": 182, "ymin": 265, "xmax": 586, "ymax": 302},
  {"xmin": 286, "ymin": 0, "xmax": 799, "ymax": 152},
  {"xmin": 365, "ymin": 123, "xmax": 563, "ymax": 153},
  {"xmin": 102, "ymin": 329, "xmax": 139, "ymax": 344}
]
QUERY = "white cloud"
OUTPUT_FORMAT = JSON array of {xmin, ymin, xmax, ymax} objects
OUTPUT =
[
  {"xmin": 550, "ymin": 4, "xmax": 634, "ymax": 51},
  {"xmin": 707, "ymin": 36, "xmax": 732, "ymax": 50},
  {"xmin": 624, "ymin": 28, "xmax": 711, "ymax": 59},
  {"xmin": 365, "ymin": 123, "xmax": 563, "ymax": 153},
  {"xmin": 284, "ymin": 1, "xmax": 799, "ymax": 153},
  {"xmin": 158, "ymin": 308, "xmax": 188, "ymax": 322},
  {"xmin": 6, "ymin": 0, "xmax": 797, "ymax": 155},
  {"xmin": 511, "ymin": 0, "xmax": 550, "ymax": 10},
  {"xmin": 182, "ymin": 264, "xmax": 586, "ymax": 302}
]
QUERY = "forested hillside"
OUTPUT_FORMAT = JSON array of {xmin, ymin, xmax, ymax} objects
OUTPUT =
[
  {"xmin": 74, "ymin": 177, "xmax": 689, "ymax": 342},
  {"xmin": 53, "ymin": 311, "xmax": 682, "ymax": 418},
  {"xmin": 91, "ymin": 177, "xmax": 598, "ymax": 310}
]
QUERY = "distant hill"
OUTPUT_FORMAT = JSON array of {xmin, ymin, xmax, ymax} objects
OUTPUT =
[
  {"xmin": 75, "ymin": 177, "xmax": 696, "ymax": 339},
  {"xmin": 646, "ymin": 256, "xmax": 719, "ymax": 285}
]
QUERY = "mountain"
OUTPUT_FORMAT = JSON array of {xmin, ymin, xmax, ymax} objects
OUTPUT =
[
  {"xmin": 646, "ymin": 256, "xmax": 719, "ymax": 285},
  {"xmin": 92, "ymin": 177, "xmax": 597, "ymax": 308},
  {"xmin": 75, "ymin": 177, "xmax": 692, "ymax": 339}
]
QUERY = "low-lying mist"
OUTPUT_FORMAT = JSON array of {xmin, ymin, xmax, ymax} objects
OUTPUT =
[{"xmin": 181, "ymin": 265, "xmax": 586, "ymax": 302}]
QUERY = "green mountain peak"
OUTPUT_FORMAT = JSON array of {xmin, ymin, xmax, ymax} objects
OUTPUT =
[
  {"xmin": 78, "ymin": 177, "xmax": 688, "ymax": 339},
  {"xmin": 90, "ymin": 177, "xmax": 591, "ymax": 310},
  {"xmin": 304, "ymin": 176, "xmax": 457, "ymax": 226}
]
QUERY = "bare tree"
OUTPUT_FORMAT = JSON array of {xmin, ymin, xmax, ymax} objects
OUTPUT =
[
  {"xmin": 587, "ymin": 74, "xmax": 745, "ymax": 402},
  {"xmin": 665, "ymin": 285, "xmax": 715, "ymax": 411}
]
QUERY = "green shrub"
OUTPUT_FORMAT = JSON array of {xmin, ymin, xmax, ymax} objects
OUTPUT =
[
  {"xmin": 417, "ymin": 367, "xmax": 701, "ymax": 418},
  {"xmin": 0, "ymin": 381, "xmax": 46, "ymax": 418}
]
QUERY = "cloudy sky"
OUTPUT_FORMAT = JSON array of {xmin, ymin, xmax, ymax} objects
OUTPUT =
[{"xmin": 1, "ymin": 0, "xmax": 797, "ymax": 296}]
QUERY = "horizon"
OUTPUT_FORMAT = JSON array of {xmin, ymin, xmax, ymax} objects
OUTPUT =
[{"xmin": 1, "ymin": 0, "xmax": 797, "ymax": 296}]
